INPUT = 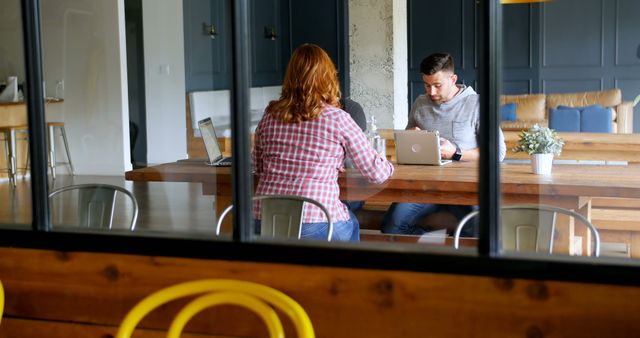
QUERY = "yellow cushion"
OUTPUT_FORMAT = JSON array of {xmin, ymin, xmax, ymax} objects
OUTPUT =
[
  {"xmin": 501, "ymin": 94, "xmax": 546, "ymax": 121},
  {"xmin": 546, "ymin": 88, "xmax": 621, "ymax": 111}
]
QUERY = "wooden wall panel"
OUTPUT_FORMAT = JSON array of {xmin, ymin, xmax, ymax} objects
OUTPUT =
[
  {"xmin": 1, "ymin": 247, "xmax": 640, "ymax": 337},
  {"xmin": 542, "ymin": 0, "xmax": 603, "ymax": 68},
  {"xmin": 615, "ymin": 0, "xmax": 640, "ymax": 67}
]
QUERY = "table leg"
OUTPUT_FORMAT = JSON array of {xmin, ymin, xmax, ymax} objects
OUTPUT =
[
  {"xmin": 631, "ymin": 232, "xmax": 640, "ymax": 259},
  {"xmin": 576, "ymin": 198, "xmax": 592, "ymax": 256},
  {"xmin": 552, "ymin": 213, "xmax": 574, "ymax": 255}
]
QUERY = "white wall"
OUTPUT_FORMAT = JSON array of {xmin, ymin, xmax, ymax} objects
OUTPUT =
[
  {"xmin": 39, "ymin": 0, "xmax": 130, "ymax": 176},
  {"xmin": 142, "ymin": 0, "xmax": 187, "ymax": 165},
  {"xmin": 0, "ymin": 0, "xmax": 25, "ymax": 82},
  {"xmin": 348, "ymin": 0, "xmax": 407, "ymax": 129},
  {"xmin": 391, "ymin": 0, "xmax": 408, "ymax": 129}
]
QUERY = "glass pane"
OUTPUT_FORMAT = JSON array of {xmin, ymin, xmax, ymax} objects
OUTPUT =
[
  {"xmin": 500, "ymin": 0, "xmax": 640, "ymax": 262},
  {"xmin": 32, "ymin": 0, "xmax": 481, "ymax": 254},
  {"xmin": 0, "ymin": 0, "xmax": 31, "ymax": 228},
  {"xmin": 347, "ymin": 0, "xmax": 481, "ymax": 253},
  {"xmin": 34, "ymin": 0, "xmax": 218, "ymax": 237}
]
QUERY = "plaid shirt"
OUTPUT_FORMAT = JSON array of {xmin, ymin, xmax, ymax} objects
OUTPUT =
[{"xmin": 253, "ymin": 104, "xmax": 394, "ymax": 223}]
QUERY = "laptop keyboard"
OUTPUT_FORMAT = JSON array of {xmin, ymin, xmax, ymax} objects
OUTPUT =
[{"xmin": 217, "ymin": 157, "xmax": 232, "ymax": 166}]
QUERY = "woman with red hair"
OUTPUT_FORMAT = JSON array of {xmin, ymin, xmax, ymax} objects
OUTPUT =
[{"xmin": 252, "ymin": 44, "xmax": 394, "ymax": 241}]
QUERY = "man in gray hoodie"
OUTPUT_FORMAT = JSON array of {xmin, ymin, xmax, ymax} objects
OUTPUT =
[{"xmin": 381, "ymin": 52, "xmax": 506, "ymax": 235}]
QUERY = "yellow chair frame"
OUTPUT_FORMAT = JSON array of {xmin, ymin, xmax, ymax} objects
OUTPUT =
[
  {"xmin": 0, "ymin": 280, "xmax": 4, "ymax": 325},
  {"xmin": 116, "ymin": 279, "xmax": 315, "ymax": 338}
]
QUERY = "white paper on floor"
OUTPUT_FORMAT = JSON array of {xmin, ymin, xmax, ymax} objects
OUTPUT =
[{"xmin": 417, "ymin": 228, "xmax": 447, "ymax": 244}]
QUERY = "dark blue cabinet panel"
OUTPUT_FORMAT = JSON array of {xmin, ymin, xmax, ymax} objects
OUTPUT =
[
  {"xmin": 543, "ymin": 79, "xmax": 602, "ymax": 93},
  {"xmin": 408, "ymin": 0, "xmax": 464, "ymax": 73},
  {"xmin": 408, "ymin": 0, "xmax": 476, "ymax": 104},
  {"xmin": 251, "ymin": 0, "xmax": 284, "ymax": 86},
  {"xmin": 503, "ymin": 5, "xmax": 531, "ymax": 69},
  {"xmin": 287, "ymin": 0, "xmax": 349, "ymax": 95},
  {"xmin": 183, "ymin": 0, "xmax": 232, "ymax": 91},
  {"xmin": 542, "ymin": 0, "xmax": 603, "ymax": 68},
  {"xmin": 184, "ymin": 0, "xmax": 346, "ymax": 91},
  {"xmin": 615, "ymin": 0, "xmax": 640, "ymax": 66},
  {"xmin": 503, "ymin": 80, "xmax": 531, "ymax": 95}
]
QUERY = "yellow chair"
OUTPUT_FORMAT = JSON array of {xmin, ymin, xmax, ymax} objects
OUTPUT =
[
  {"xmin": 116, "ymin": 279, "xmax": 315, "ymax": 338},
  {"xmin": 0, "ymin": 280, "xmax": 4, "ymax": 325}
]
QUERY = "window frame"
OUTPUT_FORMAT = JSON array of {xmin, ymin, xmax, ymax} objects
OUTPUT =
[{"xmin": 6, "ymin": 0, "xmax": 640, "ymax": 287}]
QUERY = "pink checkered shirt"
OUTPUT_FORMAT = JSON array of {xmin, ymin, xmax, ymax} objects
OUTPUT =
[{"xmin": 252, "ymin": 104, "xmax": 394, "ymax": 223}]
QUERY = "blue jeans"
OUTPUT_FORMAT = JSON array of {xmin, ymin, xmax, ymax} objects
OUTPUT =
[
  {"xmin": 255, "ymin": 211, "xmax": 360, "ymax": 242},
  {"xmin": 381, "ymin": 203, "xmax": 477, "ymax": 236},
  {"xmin": 342, "ymin": 200, "xmax": 364, "ymax": 241}
]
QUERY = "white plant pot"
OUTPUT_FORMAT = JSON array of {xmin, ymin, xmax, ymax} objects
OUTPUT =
[{"xmin": 530, "ymin": 153, "xmax": 554, "ymax": 174}]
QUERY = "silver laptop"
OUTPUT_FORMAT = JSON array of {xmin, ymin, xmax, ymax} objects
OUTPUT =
[
  {"xmin": 394, "ymin": 129, "xmax": 452, "ymax": 166},
  {"xmin": 198, "ymin": 117, "xmax": 232, "ymax": 167}
]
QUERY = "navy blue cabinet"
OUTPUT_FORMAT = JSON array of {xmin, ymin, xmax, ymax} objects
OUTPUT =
[
  {"xmin": 286, "ymin": 0, "xmax": 349, "ymax": 95},
  {"xmin": 183, "ymin": 0, "xmax": 348, "ymax": 94},
  {"xmin": 183, "ymin": 0, "xmax": 232, "ymax": 91}
]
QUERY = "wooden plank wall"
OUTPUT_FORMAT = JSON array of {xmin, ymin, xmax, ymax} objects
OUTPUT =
[{"xmin": 1, "ymin": 247, "xmax": 640, "ymax": 337}]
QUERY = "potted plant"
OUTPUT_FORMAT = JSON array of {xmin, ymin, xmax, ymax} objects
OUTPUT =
[{"xmin": 512, "ymin": 124, "xmax": 564, "ymax": 174}]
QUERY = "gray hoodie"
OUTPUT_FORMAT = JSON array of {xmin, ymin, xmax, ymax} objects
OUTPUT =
[{"xmin": 407, "ymin": 85, "xmax": 506, "ymax": 161}]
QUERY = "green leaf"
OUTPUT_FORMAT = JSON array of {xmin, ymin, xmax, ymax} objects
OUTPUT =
[{"xmin": 512, "ymin": 124, "xmax": 564, "ymax": 156}]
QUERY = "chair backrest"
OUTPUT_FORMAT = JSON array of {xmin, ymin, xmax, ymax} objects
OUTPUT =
[
  {"xmin": 116, "ymin": 279, "xmax": 315, "ymax": 338},
  {"xmin": 453, "ymin": 204, "xmax": 600, "ymax": 256},
  {"xmin": 215, "ymin": 195, "xmax": 333, "ymax": 241},
  {"xmin": 48, "ymin": 184, "xmax": 139, "ymax": 230}
]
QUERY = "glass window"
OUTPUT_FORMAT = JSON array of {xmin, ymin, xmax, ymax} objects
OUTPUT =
[
  {"xmin": 8, "ymin": 0, "xmax": 640, "ymax": 279},
  {"xmin": 500, "ymin": 0, "xmax": 640, "ymax": 262},
  {"xmin": 0, "ymin": 0, "xmax": 31, "ymax": 228}
]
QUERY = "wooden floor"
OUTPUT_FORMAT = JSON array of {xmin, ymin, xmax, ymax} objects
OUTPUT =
[
  {"xmin": 0, "ymin": 175, "xmax": 454, "ymax": 246},
  {"xmin": 0, "ymin": 175, "xmax": 217, "ymax": 233}
]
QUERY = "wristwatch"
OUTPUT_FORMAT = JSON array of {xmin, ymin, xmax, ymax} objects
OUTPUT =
[{"xmin": 452, "ymin": 143, "xmax": 462, "ymax": 161}]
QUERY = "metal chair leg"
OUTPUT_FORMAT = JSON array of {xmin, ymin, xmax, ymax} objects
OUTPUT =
[
  {"xmin": 2, "ymin": 130, "xmax": 16, "ymax": 188},
  {"xmin": 48, "ymin": 124, "xmax": 56, "ymax": 180},
  {"xmin": 60, "ymin": 125, "xmax": 75, "ymax": 175},
  {"xmin": 8, "ymin": 129, "xmax": 18, "ymax": 188}
]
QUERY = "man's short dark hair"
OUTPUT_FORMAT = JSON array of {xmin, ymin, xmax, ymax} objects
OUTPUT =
[{"xmin": 420, "ymin": 53, "xmax": 454, "ymax": 75}]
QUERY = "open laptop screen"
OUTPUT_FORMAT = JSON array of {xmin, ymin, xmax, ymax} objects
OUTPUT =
[{"xmin": 198, "ymin": 117, "xmax": 223, "ymax": 163}]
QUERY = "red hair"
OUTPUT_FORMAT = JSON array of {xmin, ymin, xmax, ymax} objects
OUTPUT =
[{"xmin": 267, "ymin": 44, "xmax": 341, "ymax": 123}]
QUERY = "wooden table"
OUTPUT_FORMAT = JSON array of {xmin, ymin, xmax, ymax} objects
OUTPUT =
[
  {"xmin": 0, "ymin": 99, "xmax": 64, "ymax": 178},
  {"xmin": 126, "ymin": 161, "xmax": 640, "ymax": 254},
  {"xmin": 213, "ymin": 129, "xmax": 640, "ymax": 163}
]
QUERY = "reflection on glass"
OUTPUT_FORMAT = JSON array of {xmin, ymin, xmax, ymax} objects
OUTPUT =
[
  {"xmin": 0, "ymin": 0, "xmax": 31, "ymax": 228},
  {"xmin": 21, "ymin": 0, "xmax": 488, "ymax": 250},
  {"xmin": 500, "ymin": 0, "xmax": 640, "ymax": 261}
]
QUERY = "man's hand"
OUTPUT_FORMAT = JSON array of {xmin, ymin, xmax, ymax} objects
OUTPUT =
[{"xmin": 439, "ymin": 137, "xmax": 456, "ymax": 160}]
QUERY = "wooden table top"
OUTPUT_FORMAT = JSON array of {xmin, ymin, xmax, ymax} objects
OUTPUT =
[{"xmin": 126, "ymin": 160, "xmax": 640, "ymax": 200}]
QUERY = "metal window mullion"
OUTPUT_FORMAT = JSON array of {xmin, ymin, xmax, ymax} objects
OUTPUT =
[
  {"xmin": 230, "ymin": 0, "xmax": 253, "ymax": 241},
  {"xmin": 21, "ymin": 0, "xmax": 51, "ymax": 231},
  {"xmin": 478, "ymin": 0, "xmax": 502, "ymax": 256}
]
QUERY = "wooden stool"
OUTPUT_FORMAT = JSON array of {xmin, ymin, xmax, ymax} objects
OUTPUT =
[
  {"xmin": 47, "ymin": 122, "xmax": 75, "ymax": 179},
  {"xmin": 1, "ymin": 125, "xmax": 29, "ymax": 188}
]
